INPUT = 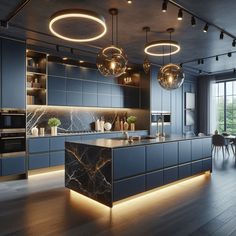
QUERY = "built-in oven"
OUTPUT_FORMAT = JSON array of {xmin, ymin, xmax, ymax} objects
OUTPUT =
[
  {"xmin": 0, "ymin": 109, "xmax": 26, "ymax": 132},
  {"xmin": 0, "ymin": 130, "xmax": 26, "ymax": 156}
]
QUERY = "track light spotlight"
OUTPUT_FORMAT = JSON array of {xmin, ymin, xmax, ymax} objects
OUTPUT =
[
  {"xmin": 203, "ymin": 24, "xmax": 208, "ymax": 33},
  {"xmin": 220, "ymin": 31, "xmax": 224, "ymax": 40},
  {"xmin": 228, "ymin": 52, "xmax": 232, "ymax": 57},
  {"xmin": 197, "ymin": 59, "xmax": 200, "ymax": 65},
  {"xmin": 234, "ymin": 68, "xmax": 236, "ymax": 74},
  {"xmin": 177, "ymin": 9, "xmax": 183, "ymax": 20},
  {"xmin": 232, "ymin": 40, "xmax": 236, "ymax": 47},
  {"xmin": 56, "ymin": 45, "xmax": 59, "ymax": 52},
  {"xmin": 180, "ymin": 63, "xmax": 183, "ymax": 67},
  {"xmin": 70, "ymin": 48, "xmax": 74, "ymax": 54},
  {"xmin": 199, "ymin": 70, "xmax": 202, "ymax": 74},
  {"xmin": 162, "ymin": 0, "xmax": 167, "ymax": 12},
  {"xmin": 191, "ymin": 16, "xmax": 196, "ymax": 27},
  {"xmin": 216, "ymin": 55, "xmax": 219, "ymax": 61},
  {"xmin": 201, "ymin": 59, "xmax": 204, "ymax": 64}
]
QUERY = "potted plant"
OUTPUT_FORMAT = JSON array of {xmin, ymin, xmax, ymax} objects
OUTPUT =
[
  {"xmin": 127, "ymin": 116, "xmax": 137, "ymax": 131},
  {"xmin": 48, "ymin": 117, "xmax": 61, "ymax": 136}
]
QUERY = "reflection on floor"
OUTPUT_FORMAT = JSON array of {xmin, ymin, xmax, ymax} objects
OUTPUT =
[{"xmin": 0, "ymin": 154, "xmax": 236, "ymax": 236}]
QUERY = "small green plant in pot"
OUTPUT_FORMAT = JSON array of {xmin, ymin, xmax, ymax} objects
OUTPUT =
[
  {"xmin": 48, "ymin": 117, "xmax": 61, "ymax": 136},
  {"xmin": 127, "ymin": 116, "xmax": 137, "ymax": 131}
]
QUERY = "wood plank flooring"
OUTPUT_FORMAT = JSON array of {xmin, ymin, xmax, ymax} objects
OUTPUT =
[{"xmin": 0, "ymin": 153, "xmax": 236, "ymax": 236}]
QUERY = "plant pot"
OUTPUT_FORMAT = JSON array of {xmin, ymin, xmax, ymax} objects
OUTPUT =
[
  {"xmin": 130, "ymin": 123, "xmax": 135, "ymax": 131},
  {"xmin": 51, "ymin": 126, "xmax": 57, "ymax": 136}
]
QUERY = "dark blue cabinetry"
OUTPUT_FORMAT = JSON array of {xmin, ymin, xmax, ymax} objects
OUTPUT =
[
  {"xmin": 146, "ymin": 170, "xmax": 163, "ymax": 190},
  {"xmin": 164, "ymin": 166, "xmax": 178, "ymax": 184},
  {"xmin": 113, "ymin": 146, "xmax": 145, "ymax": 180},
  {"xmin": 1, "ymin": 38, "xmax": 26, "ymax": 109},
  {"xmin": 163, "ymin": 142, "xmax": 178, "ymax": 167},
  {"xmin": 2, "ymin": 156, "xmax": 25, "ymax": 176},
  {"xmin": 50, "ymin": 137, "xmax": 65, "ymax": 151},
  {"xmin": 48, "ymin": 62, "xmax": 66, "ymax": 77},
  {"xmin": 50, "ymin": 151, "xmax": 65, "ymax": 166},
  {"xmin": 179, "ymin": 140, "xmax": 191, "ymax": 164},
  {"xmin": 192, "ymin": 139, "xmax": 203, "ymax": 161},
  {"xmin": 202, "ymin": 138, "xmax": 212, "ymax": 158},
  {"xmin": 192, "ymin": 160, "xmax": 203, "ymax": 175},
  {"xmin": 179, "ymin": 163, "xmax": 191, "ymax": 179},
  {"xmin": 28, "ymin": 138, "xmax": 49, "ymax": 153},
  {"xmin": 146, "ymin": 144, "xmax": 163, "ymax": 171},
  {"xmin": 202, "ymin": 158, "xmax": 212, "ymax": 172},
  {"xmin": 28, "ymin": 153, "xmax": 49, "ymax": 170}
]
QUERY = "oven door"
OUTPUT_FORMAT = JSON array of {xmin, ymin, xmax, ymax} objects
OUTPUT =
[
  {"xmin": 0, "ymin": 113, "xmax": 26, "ymax": 131},
  {"xmin": 0, "ymin": 133, "xmax": 26, "ymax": 154}
]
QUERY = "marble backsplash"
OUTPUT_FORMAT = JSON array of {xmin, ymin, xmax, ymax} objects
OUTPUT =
[{"xmin": 27, "ymin": 106, "xmax": 149, "ymax": 135}]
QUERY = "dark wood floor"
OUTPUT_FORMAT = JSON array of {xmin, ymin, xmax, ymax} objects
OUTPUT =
[{"xmin": 0, "ymin": 152, "xmax": 236, "ymax": 236}]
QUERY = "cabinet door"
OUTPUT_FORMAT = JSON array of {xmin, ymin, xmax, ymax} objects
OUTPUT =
[
  {"xmin": 48, "ymin": 76, "xmax": 66, "ymax": 91},
  {"xmin": 202, "ymin": 158, "xmax": 212, "ymax": 172},
  {"xmin": 98, "ymin": 83, "xmax": 112, "ymax": 95},
  {"xmin": 66, "ymin": 92, "xmax": 82, "ymax": 106},
  {"xmin": 192, "ymin": 139, "xmax": 203, "ymax": 161},
  {"xmin": 113, "ymin": 175, "xmax": 145, "ymax": 201},
  {"xmin": 48, "ymin": 90, "xmax": 66, "ymax": 106},
  {"xmin": 50, "ymin": 151, "xmax": 65, "ymax": 166},
  {"xmin": 146, "ymin": 170, "xmax": 163, "ymax": 190},
  {"xmin": 48, "ymin": 62, "xmax": 66, "ymax": 77},
  {"xmin": 82, "ymin": 93, "xmax": 97, "ymax": 107},
  {"xmin": 179, "ymin": 140, "xmax": 191, "ymax": 164},
  {"xmin": 163, "ymin": 142, "xmax": 178, "ymax": 167},
  {"xmin": 192, "ymin": 160, "xmax": 202, "ymax": 175},
  {"xmin": 179, "ymin": 163, "xmax": 191, "ymax": 179},
  {"xmin": 28, "ymin": 138, "xmax": 50, "ymax": 153},
  {"xmin": 111, "ymin": 95, "xmax": 122, "ymax": 108},
  {"xmin": 0, "ymin": 39, "xmax": 1, "ymax": 108},
  {"xmin": 2, "ymin": 156, "xmax": 25, "ymax": 176},
  {"xmin": 113, "ymin": 146, "xmax": 145, "ymax": 180},
  {"xmin": 1, "ymin": 39, "xmax": 26, "ymax": 109},
  {"xmin": 164, "ymin": 166, "xmax": 178, "ymax": 184},
  {"xmin": 82, "ymin": 81, "xmax": 97, "ymax": 93},
  {"xmin": 28, "ymin": 153, "xmax": 49, "ymax": 170},
  {"xmin": 98, "ymin": 94, "xmax": 112, "ymax": 107},
  {"xmin": 50, "ymin": 137, "xmax": 65, "ymax": 151},
  {"xmin": 146, "ymin": 144, "xmax": 163, "ymax": 171},
  {"xmin": 67, "ymin": 79, "xmax": 82, "ymax": 92},
  {"xmin": 202, "ymin": 138, "xmax": 212, "ymax": 158}
]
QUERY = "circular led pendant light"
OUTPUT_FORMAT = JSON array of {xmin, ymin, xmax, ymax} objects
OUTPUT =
[
  {"xmin": 49, "ymin": 9, "xmax": 107, "ymax": 42},
  {"xmin": 158, "ymin": 28, "xmax": 184, "ymax": 90},
  {"xmin": 96, "ymin": 8, "xmax": 128, "ymax": 78},
  {"xmin": 143, "ymin": 27, "xmax": 151, "ymax": 74}
]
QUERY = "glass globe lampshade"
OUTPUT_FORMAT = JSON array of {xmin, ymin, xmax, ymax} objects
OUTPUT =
[
  {"xmin": 96, "ymin": 46, "xmax": 128, "ymax": 78},
  {"xmin": 143, "ymin": 56, "xmax": 151, "ymax": 74},
  {"xmin": 158, "ymin": 63, "xmax": 185, "ymax": 90}
]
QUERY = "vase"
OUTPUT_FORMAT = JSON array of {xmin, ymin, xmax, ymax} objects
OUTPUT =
[
  {"xmin": 51, "ymin": 126, "xmax": 57, "ymax": 136},
  {"xmin": 130, "ymin": 123, "xmax": 135, "ymax": 131}
]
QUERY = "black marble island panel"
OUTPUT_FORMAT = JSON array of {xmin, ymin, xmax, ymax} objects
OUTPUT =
[
  {"xmin": 65, "ymin": 136, "xmax": 212, "ymax": 207},
  {"xmin": 65, "ymin": 142, "xmax": 112, "ymax": 207}
]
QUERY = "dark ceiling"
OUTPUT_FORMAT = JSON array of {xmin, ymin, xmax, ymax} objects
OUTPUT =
[{"xmin": 1, "ymin": 0, "xmax": 236, "ymax": 75}]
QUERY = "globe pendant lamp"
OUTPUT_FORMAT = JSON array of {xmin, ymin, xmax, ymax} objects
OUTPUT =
[
  {"xmin": 96, "ymin": 8, "xmax": 128, "ymax": 78},
  {"xmin": 143, "ymin": 27, "xmax": 151, "ymax": 74},
  {"xmin": 158, "ymin": 28, "xmax": 184, "ymax": 90}
]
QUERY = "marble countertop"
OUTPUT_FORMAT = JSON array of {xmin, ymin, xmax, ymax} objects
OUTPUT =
[
  {"xmin": 27, "ymin": 130, "xmax": 148, "ymax": 139},
  {"xmin": 67, "ymin": 134, "xmax": 212, "ymax": 149}
]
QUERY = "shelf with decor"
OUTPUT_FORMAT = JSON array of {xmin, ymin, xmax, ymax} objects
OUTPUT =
[{"xmin": 26, "ymin": 50, "xmax": 47, "ymax": 105}]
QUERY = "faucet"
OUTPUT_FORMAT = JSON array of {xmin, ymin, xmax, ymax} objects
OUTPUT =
[{"xmin": 157, "ymin": 115, "xmax": 165, "ymax": 137}]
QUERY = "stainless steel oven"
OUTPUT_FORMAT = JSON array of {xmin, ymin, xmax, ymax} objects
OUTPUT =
[
  {"xmin": 0, "ymin": 109, "xmax": 26, "ymax": 132},
  {"xmin": 0, "ymin": 130, "xmax": 26, "ymax": 156}
]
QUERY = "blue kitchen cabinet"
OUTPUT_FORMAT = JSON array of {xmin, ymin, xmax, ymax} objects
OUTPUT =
[
  {"xmin": 50, "ymin": 137, "xmax": 65, "ymax": 151},
  {"xmin": 48, "ymin": 90, "xmax": 67, "ymax": 106},
  {"xmin": 202, "ymin": 138, "xmax": 212, "ymax": 158},
  {"xmin": 65, "ymin": 135, "xmax": 81, "ymax": 142},
  {"xmin": 162, "ymin": 90, "xmax": 171, "ymax": 112},
  {"xmin": 2, "ymin": 156, "xmax": 26, "ymax": 176},
  {"xmin": 28, "ymin": 153, "xmax": 50, "ymax": 170},
  {"xmin": 179, "ymin": 140, "xmax": 191, "ymax": 164},
  {"xmin": 202, "ymin": 158, "xmax": 212, "ymax": 172},
  {"xmin": 192, "ymin": 139, "xmax": 203, "ymax": 161},
  {"xmin": 67, "ymin": 79, "xmax": 82, "ymax": 92},
  {"xmin": 48, "ymin": 62, "xmax": 66, "ymax": 77},
  {"xmin": 98, "ymin": 83, "xmax": 112, "ymax": 94},
  {"xmin": 66, "ymin": 92, "xmax": 83, "ymax": 106},
  {"xmin": 146, "ymin": 169, "xmax": 163, "ymax": 190},
  {"xmin": 146, "ymin": 143, "xmax": 164, "ymax": 171},
  {"xmin": 113, "ymin": 175, "xmax": 145, "ymax": 201},
  {"xmin": 0, "ymin": 39, "xmax": 1, "ymax": 108},
  {"xmin": 192, "ymin": 160, "xmax": 202, "ymax": 175},
  {"xmin": 98, "ymin": 94, "xmax": 112, "ymax": 107},
  {"xmin": 179, "ymin": 163, "xmax": 191, "ymax": 179},
  {"xmin": 50, "ymin": 151, "xmax": 65, "ymax": 166},
  {"xmin": 1, "ymin": 38, "xmax": 26, "ymax": 109},
  {"xmin": 111, "ymin": 95, "xmax": 122, "ymax": 107},
  {"xmin": 82, "ymin": 93, "xmax": 97, "ymax": 107},
  {"xmin": 66, "ymin": 65, "xmax": 81, "ymax": 79},
  {"xmin": 79, "ymin": 67, "xmax": 98, "ymax": 82},
  {"xmin": 163, "ymin": 142, "xmax": 178, "ymax": 167},
  {"xmin": 113, "ymin": 146, "xmax": 145, "ymax": 180},
  {"xmin": 28, "ymin": 138, "xmax": 50, "ymax": 153},
  {"xmin": 82, "ymin": 81, "xmax": 97, "ymax": 93},
  {"xmin": 48, "ymin": 76, "xmax": 66, "ymax": 91},
  {"xmin": 164, "ymin": 166, "xmax": 178, "ymax": 184}
]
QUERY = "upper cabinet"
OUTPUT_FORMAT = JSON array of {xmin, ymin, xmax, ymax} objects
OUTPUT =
[{"xmin": 1, "ymin": 38, "xmax": 26, "ymax": 109}]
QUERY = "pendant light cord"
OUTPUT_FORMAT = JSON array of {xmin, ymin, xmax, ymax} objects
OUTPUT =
[
  {"xmin": 169, "ymin": 31, "xmax": 172, "ymax": 63},
  {"xmin": 111, "ymin": 13, "xmax": 114, "ymax": 45},
  {"xmin": 116, "ymin": 13, "xmax": 118, "ymax": 46}
]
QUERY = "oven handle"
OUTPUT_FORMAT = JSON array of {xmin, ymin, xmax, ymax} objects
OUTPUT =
[
  {"xmin": 1, "ymin": 151, "xmax": 26, "ymax": 158},
  {"xmin": 1, "ymin": 113, "xmax": 25, "ymax": 116},
  {"xmin": 1, "ymin": 136, "xmax": 25, "ymax": 140}
]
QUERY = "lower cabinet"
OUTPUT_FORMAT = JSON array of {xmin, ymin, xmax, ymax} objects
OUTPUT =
[
  {"xmin": 113, "ymin": 175, "xmax": 145, "ymax": 201},
  {"xmin": 202, "ymin": 158, "xmax": 212, "ymax": 172},
  {"xmin": 2, "ymin": 156, "xmax": 26, "ymax": 176},
  {"xmin": 146, "ymin": 170, "xmax": 163, "ymax": 190},
  {"xmin": 0, "ymin": 159, "xmax": 2, "ymax": 176},
  {"xmin": 28, "ymin": 153, "xmax": 50, "ymax": 170},
  {"xmin": 192, "ymin": 160, "xmax": 203, "ymax": 175},
  {"xmin": 50, "ymin": 151, "xmax": 65, "ymax": 166},
  {"xmin": 164, "ymin": 166, "xmax": 178, "ymax": 184},
  {"xmin": 179, "ymin": 163, "xmax": 191, "ymax": 179}
]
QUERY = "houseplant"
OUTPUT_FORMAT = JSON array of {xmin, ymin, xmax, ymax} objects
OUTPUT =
[
  {"xmin": 48, "ymin": 117, "xmax": 61, "ymax": 136},
  {"xmin": 127, "ymin": 116, "xmax": 137, "ymax": 131}
]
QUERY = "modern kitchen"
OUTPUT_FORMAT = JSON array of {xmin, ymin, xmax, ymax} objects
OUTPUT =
[{"xmin": 0, "ymin": 0, "xmax": 236, "ymax": 235}]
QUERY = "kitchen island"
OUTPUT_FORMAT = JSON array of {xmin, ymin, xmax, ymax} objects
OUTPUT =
[{"xmin": 65, "ymin": 135, "xmax": 212, "ymax": 207}]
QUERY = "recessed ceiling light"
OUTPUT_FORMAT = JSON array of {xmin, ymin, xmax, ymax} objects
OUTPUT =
[
  {"xmin": 79, "ymin": 60, "xmax": 84, "ymax": 63},
  {"xmin": 62, "ymin": 57, "xmax": 68, "ymax": 60},
  {"xmin": 127, "ymin": 67, "xmax": 132, "ymax": 70},
  {"xmin": 127, "ymin": 0, "xmax": 132, "ymax": 4},
  {"xmin": 49, "ymin": 9, "xmax": 107, "ymax": 42}
]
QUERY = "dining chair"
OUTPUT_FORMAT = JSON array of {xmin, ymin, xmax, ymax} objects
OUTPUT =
[
  {"xmin": 212, "ymin": 134, "xmax": 230, "ymax": 158},
  {"xmin": 230, "ymin": 138, "xmax": 236, "ymax": 159}
]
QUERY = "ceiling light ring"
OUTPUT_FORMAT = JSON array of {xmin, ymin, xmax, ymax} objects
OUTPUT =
[
  {"xmin": 49, "ymin": 9, "xmax": 107, "ymax": 42},
  {"xmin": 144, "ymin": 40, "xmax": 180, "ymax": 56}
]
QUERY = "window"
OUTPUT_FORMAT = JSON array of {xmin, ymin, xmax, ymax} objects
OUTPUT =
[{"xmin": 214, "ymin": 80, "xmax": 236, "ymax": 134}]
